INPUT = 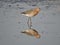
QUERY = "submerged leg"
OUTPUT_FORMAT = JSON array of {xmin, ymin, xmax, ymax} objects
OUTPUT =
[{"xmin": 27, "ymin": 17, "xmax": 32, "ymax": 29}]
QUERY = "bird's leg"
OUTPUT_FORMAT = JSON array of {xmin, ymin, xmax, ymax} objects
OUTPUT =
[
  {"xmin": 27, "ymin": 17, "xmax": 29, "ymax": 28},
  {"xmin": 27, "ymin": 17, "xmax": 32, "ymax": 29},
  {"xmin": 30, "ymin": 17, "xmax": 32, "ymax": 28}
]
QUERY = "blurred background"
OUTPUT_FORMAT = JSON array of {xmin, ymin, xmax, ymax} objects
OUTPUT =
[{"xmin": 0, "ymin": 0, "xmax": 60, "ymax": 45}]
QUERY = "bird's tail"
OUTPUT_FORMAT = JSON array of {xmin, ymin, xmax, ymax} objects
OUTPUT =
[
  {"xmin": 20, "ymin": 31, "xmax": 26, "ymax": 33},
  {"xmin": 21, "ymin": 12, "xmax": 26, "ymax": 14}
]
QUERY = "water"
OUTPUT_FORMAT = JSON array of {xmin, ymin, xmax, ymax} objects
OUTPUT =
[{"xmin": 0, "ymin": 1, "xmax": 60, "ymax": 45}]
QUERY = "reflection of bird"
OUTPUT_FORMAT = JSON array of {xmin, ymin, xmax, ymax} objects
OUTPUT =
[
  {"xmin": 21, "ymin": 7, "xmax": 40, "ymax": 29},
  {"xmin": 21, "ymin": 28, "xmax": 41, "ymax": 38}
]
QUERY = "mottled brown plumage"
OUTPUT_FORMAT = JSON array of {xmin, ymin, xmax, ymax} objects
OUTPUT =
[{"xmin": 21, "ymin": 7, "xmax": 40, "ymax": 17}]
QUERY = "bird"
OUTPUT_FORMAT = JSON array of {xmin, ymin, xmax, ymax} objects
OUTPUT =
[
  {"xmin": 21, "ymin": 7, "xmax": 41, "ymax": 29},
  {"xmin": 21, "ymin": 28, "xmax": 41, "ymax": 38}
]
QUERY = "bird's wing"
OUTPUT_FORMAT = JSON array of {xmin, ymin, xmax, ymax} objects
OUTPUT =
[
  {"xmin": 21, "ymin": 9, "xmax": 33, "ymax": 14},
  {"xmin": 21, "ymin": 31, "xmax": 33, "ymax": 36},
  {"xmin": 31, "ymin": 29, "xmax": 38, "ymax": 33}
]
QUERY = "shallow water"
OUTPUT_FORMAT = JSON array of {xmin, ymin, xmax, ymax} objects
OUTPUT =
[{"xmin": 0, "ymin": 1, "xmax": 60, "ymax": 45}]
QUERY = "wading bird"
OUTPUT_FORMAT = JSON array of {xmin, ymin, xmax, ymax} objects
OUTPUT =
[{"xmin": 21, "ymin": 7, "xmax": 40, "ymax": 29}]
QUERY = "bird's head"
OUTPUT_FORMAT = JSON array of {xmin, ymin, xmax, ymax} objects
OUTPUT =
[
  {"xmin": 34, "ymin": 7, "xmax": 41, "ymax": 12},
  {"xmin": 35, "ymin": 34, "xmax": 41, "ymax": 39}
]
